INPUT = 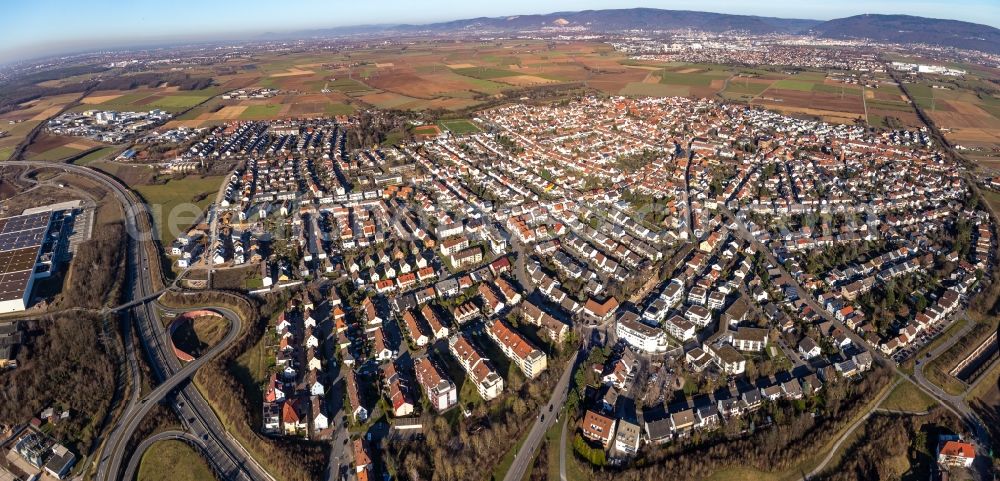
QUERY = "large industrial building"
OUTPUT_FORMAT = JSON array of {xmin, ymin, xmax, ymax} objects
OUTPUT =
[{"xmin": 0, "ymin": 211, "xmax": 59, "ymax": 313}]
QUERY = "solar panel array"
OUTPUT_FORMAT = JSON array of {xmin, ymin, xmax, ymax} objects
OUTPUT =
[{"xmin": 0, "ymin": 212, "xmax": 52, "ymax": 303}]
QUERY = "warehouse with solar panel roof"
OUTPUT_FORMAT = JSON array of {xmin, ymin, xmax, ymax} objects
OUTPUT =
[{"xmin": 0, "ymin": 201, "xmax": 86, "ymax": 313}]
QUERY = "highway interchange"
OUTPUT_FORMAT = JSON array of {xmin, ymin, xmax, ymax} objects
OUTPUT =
[
  {"xmin": 1, "ymin": 150, "xmax": 996, "ymax": 481},
  {"xmin": 3, "ymin": 161, "xmax": 271, "ymax": 481}
]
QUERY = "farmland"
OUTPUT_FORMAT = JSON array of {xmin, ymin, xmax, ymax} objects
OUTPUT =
[
  {"xmin": 0, "ymin": 40, "xmax": 903, "ymax": 136},
  {"xmin": 749, "ymin": 74, "xmax": 869, "ymax": 124},
  {"xmin": 899, "ymin": 70, "xmax": 1000, "ymax": 166},
  {"xmin": 0, "ymin": 92, "xmax": 82, "ymax": 160},
  {"xmin": 132, "ymin": 175, "xmax": 226, "ymax": 245},
  {"xmin": 23, "ymin": 132, "xmax": 105, "ymax": 161},
  {"xmin": 74, "ymin": 87, "xmax": 220, "ymax": 113},
  {"xmin": 3, "ymin": 39, "xmax": 980, "ymax": 161}
]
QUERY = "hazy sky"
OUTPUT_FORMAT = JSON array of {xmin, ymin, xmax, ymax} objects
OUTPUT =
[{"xmin": 3, "ymin": 0, "xmax": 998, "ymax": 63}]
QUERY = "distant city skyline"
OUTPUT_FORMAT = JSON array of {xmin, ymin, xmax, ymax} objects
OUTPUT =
[{"xmin": 3, "ymin": 0, "xmax": 999, "ymax": 63}]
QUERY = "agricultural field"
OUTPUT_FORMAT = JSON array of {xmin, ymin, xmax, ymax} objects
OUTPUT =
[
  {"xmin": 901, "ymin": 72, "xmax": 1000, "ymax": 166},
  {"xmin": 720, "ymin": 77, "xmax": 771, "ymax": 101},
  {"xmin": 620, "ymin": 82, "xmax": 690, "ymax": 97},
  {"xmin": 0, "ymin": 92, "xmax": 81, "ymax": 160},
  {"xmin": 239, "ymin": 104, "xmax": 282, "ymax": 120},
  {"xmin": 132, "ymin": 175, "xmax": 226, "ymax": 245},
  {"xmin": 23, "ymin": 132, "xmax": 105, "ymax": 161},
  {"xmin": 71, "ymin": 146, "xmax": 117, "ymax": 165},
  {"xmin": 59, "ymin": 40, "xmax": 916, "ymax": 131},
  {"xmin": 751, "ymin": 75, "xmax": 868, "ymax": 124},
  {"xmin": 227, "ymin": 41, "xmax": 656, "ymax": 112},
  {"xmin": 75, "ymin": 87, "xmax": 220, "ymax": 114}
]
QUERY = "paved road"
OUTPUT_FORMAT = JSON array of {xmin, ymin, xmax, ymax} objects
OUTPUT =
[
  {"xmin": 1, "ymin": 161, "xmax": 270, "ymax": 481},
  {"xmin": 324, "ymin": 367, "xmax": 350, "ymax": 481},
  {"xmin": 97, "ymin": 305, "xmax": 246, "ymax": 481},
  {"xmin": 721, "ymin": 205, "xmax": 874, "ymax": 354},
  {"xmin": 912, "ymin": 320, "xmax": 976, "ymax": 398},
  {"xmin": 123, "ymin": 430, "xmax": 224, "ymax": 481},
  {"xmin": 723, "ymin": 204, "xmax": 994, "ymax": 481},
  {"xmin": 502, "ymin": 350, "xmax": 580, "ymax": 481},
  {"xmin": 912, "ymin": 325, "xmax": 994, "ymax": 481}
]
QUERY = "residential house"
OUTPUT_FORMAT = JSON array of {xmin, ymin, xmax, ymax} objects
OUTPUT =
[{"xmin": 580, "ymin": 410, "xmax": 617, "ymax": 449}]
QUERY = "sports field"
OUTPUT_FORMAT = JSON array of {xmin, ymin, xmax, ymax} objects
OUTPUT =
[{"xmin": 438, "ymin": 119, "xmax": 481, "ymax": 135}]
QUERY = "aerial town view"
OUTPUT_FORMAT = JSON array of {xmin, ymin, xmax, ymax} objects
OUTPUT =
[{"xmin": 1, "ymin": 1, "xmax": 999, "ymax": 481}]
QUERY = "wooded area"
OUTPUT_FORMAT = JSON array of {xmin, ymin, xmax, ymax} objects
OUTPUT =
[
  {"xmin": 57, "ymin": 222, "xmax": 125, "ymax": 309},
  {"xmin": 0, "ymin": 312, "xmax": 117, "ymax": 453},
  {"xmin": 815, "ymin": 410, "xmax": 962, "ymax": 481}
]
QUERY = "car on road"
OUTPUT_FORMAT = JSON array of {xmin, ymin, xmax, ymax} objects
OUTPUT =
[
  {"xmin": 549, "ymin": 404, "xmax": 553, "ymax": 412},
  {"xmin": 540, "ymin": 414, "xmax": 544, "ymax": 422}
]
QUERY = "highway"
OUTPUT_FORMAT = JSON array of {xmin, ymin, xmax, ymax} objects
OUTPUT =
[
  {"xmin": 96, "ymin": 304, "xmax": 250, "ymax": 481},
  {"xmin": 123, "ymin": 430, "xmax": 224, "ymax": 481},
  {"xmin": 1, "ymin": 161, "xmax": 270, "ymax": 481},
  {"xmin": 502, "ymin": 350, "xmax": 580, "ymax": 481}
]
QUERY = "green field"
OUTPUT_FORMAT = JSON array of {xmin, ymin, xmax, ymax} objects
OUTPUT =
[
  {"xmin": 905, "ymin": 83, "xmax": 938, "ymax": 109},
  {"xmin": 240, "ymin": 104, "xmax": 282, "ymax": 119},
  {"xmin": 880, "ymin": 379, "xmax": 938, "ymax": 413},
  {"xmin": 453, "ymin": 67, "xmax": 518, "ymax": 80},
  {"xmin": 82, "ymin": 90, "xmax": 219, "ymax": 113},
  {"xmin": 724, "ymin": 80, "xmax": 770, "ymax": 96},
  {"xmin": 233, "ymin": 332, "xmax": 272, "ymax": 411},
  {"xmin": 438, "ymin": 119, "xmax": 481, "ymax": 135},
  {"xmin": 138, "ymin": 440, "xmax": 218, "ymax": 481},
  {"xmin": 866, "ymin": 99, "xmax": 913, "ymax": 112},
  {"xmin": 0, "ymin": 147, "xmax": 13, "ymax": 161},
  {"xmin": 72, "ymin": 147, "xmax": 117, "ymax": 165},
  {"xmin": 326, "ymin": 78, "xmax": 374, "ymax": 93},
  {"xmin": 99, "ymin": 92, "xmax": 152, "ymax": 106},
  {"xmin": 27, "ymin": 145, "xmax": 85, "ymax": 161},
  {"xmin": 771, "ymin": 79, "xmax": 815, "ymax": 91},
  {"xmin": 146, "ymin": 95, "xmax": 211, "ymax": 109},
  {"xmin": 325, "ymin": 103, "xmax": 356, "ymax": 116},
  {"xmin": 545, "ymin": 415, "xmax": 564, "ymax": 481},
  {"xmin": 133, "ymin": 175, "xmax": 225, "ymax": 244}
]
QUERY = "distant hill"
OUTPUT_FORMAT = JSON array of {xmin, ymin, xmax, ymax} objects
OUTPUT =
[
  {"xmin": 807, "ymin": 14, "xmax": 1000, "ymax": 53},
  {"xmin": 405, "ymin": 8, "xmax": 820, "ymax": 35},
  {"xmin": 296, "ymin": 8, "xmax": 819, "ymax": 37},
  {"xmin": 291, "ymin": 8, "xmax": 1000, "ymax": 54}
]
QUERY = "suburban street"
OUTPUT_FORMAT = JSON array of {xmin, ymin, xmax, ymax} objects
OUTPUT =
[
  {"xmin": 722, "ymin": 204, "xmax": 995, "ymax": 481},
  {"xmin": 502, "ymin": 349, "xmax": 580, "ymax": 481},
  {"xmin": 2, "ymin": 10, "xmax": 999, "ymax": 481}
]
